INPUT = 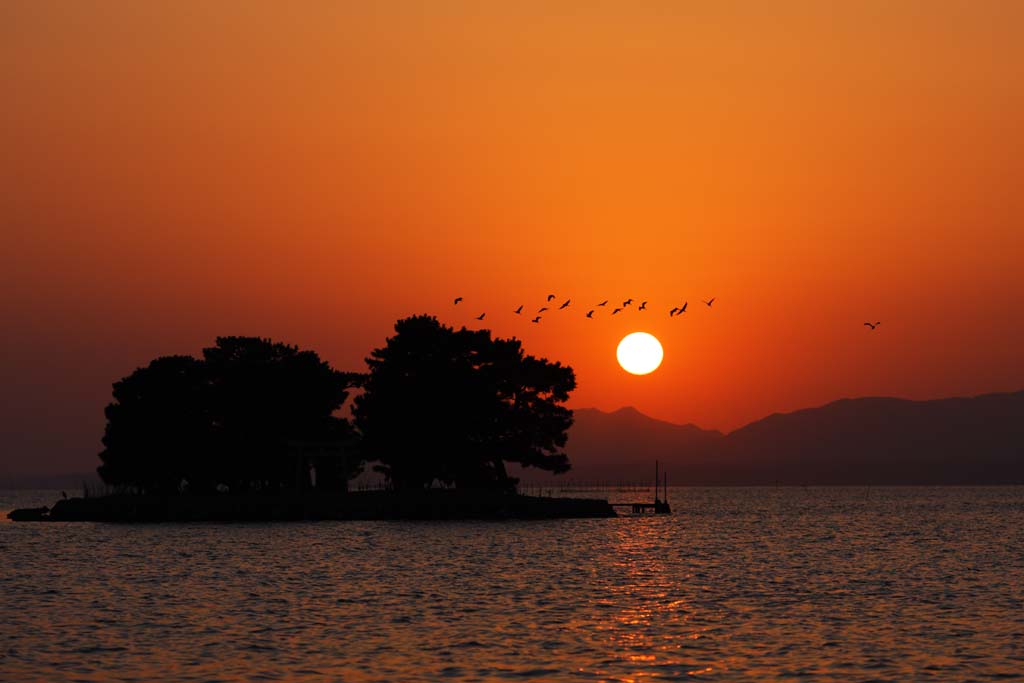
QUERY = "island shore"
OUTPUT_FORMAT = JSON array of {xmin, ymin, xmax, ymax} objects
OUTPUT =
[{"xmin": 8, "ymin": 490, "xmax": 617, "ymax": 522}]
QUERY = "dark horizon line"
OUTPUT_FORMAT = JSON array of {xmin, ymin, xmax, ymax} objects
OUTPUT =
[{"xmin": 4, "ymin": 480, "xmax": 1023, "ymax": 491}]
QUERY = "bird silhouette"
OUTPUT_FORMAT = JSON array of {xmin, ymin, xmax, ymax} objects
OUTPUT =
[
  {"xmin": 547, "ymin": 294, "xmax": 556, "ymax": 302},
  {"xmin": 623, "ymin": 298, "xmax": 633, "ymax": 306},
  {"xmin": 680, "ymin": 302, "xmax": 688, "ymax": 313},
  {"xmin": 559, "ymin": 299, "xmax": 570, "ymax": 310},
  {"xmin": 531, "ymin": 316, "xmax": 542, "ymax": 323},
  {"xmin": 597, "ymin": 300, "xmax": 608, "ymax": 307},
  {"xmin": 669, "ymin": 307, "xmax": 679, "ymax": 317},
  {"xmin": 476, "ymin": 313, "xmax": 486, "ymax": 320},
  {"xmin": 454, "ymin": 297, "xmax": 463, "ymax": 305},
  {"xmin": 586, "ymin": 310, "xmax": 594, "ymax": 318},
  {"xmin": 704, "ymin": 298, "xmax": 715, "ymax": 307},
  {"xmin": 612, "ymin": 307, "xmax": 622, "ymax": 315},
  {"xmin": 538, "ymin": 306, "xmax": 549, "ymax": 313},
  {"xmin": 639, "ymin": 301, "xmax": 647, "ymax": 311},
  {"xmin": 864, "ymin": 322, "xmax": 881, "ymax": 330},
  {"xmin": 514, "ymin": 305, "xmax": 523, "ymax": 314}
]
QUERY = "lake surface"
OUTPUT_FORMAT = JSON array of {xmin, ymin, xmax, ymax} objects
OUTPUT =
[{"xmin": 2, "ymin": 487, "xmax": 1022, "ymax": 681}]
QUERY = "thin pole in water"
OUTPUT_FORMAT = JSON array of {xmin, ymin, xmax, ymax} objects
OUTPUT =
[{"xmin": 655, "ymin": 460, "xmax": 659, "ymax": 505}]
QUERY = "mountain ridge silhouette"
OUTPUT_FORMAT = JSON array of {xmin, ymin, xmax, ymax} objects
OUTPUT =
[{"xmin": 558, "ymin": 391, "xmax": 1024, "ymax": 485}]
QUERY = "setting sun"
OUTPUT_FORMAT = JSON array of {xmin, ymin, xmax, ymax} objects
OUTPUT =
[{"xmin": 616, "ymin": 332, "xmax": 664, "ymax": 376}]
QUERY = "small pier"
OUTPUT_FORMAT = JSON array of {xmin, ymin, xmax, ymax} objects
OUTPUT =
[
  {"xmin": 610, "ymin": 461, "xmax": 672, "ymax": 515},
  {"xmin": 610, "ymin": 501, "xmax": 671, "ymax": 514}
]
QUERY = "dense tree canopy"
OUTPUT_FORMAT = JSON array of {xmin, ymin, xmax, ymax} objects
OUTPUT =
[
  {"xmin": 353, "ymin": 315, "xmax": 576, "ymax": 491},
  {"xmin": 97, "ymin": 321, "xmax": 576, "ymax": 495},
  {"xmin": 98, "ymin": 337, "xmax": 360, "ymax": 493}
]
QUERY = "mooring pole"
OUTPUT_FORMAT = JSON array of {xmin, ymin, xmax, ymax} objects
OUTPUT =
[{"xmin": 655, "ymin": 460, "xmax": 659, "ymax": 504}]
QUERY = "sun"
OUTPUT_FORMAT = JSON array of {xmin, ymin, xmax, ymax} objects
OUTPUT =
[{"xmin": 616, "ymin": 332, "xmax": 664, "ymax": 375}]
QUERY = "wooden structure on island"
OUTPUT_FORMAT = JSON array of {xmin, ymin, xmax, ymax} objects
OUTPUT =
[{"xmin": 609, "ymin": 460, "xmax": 672, "ymax": 515}]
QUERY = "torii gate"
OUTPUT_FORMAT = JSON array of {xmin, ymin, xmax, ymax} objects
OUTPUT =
[{"xmin": 286, "ymin": 439, "xmax": 352, "ymax": 492}]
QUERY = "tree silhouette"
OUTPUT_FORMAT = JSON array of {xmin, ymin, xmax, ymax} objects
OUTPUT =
[
  {"xmin": 98, "ymin": 337, "xmax": 361, "ymax": 493},
  {"xmin": 354, "ymin": 315, "xmax": 576, "ymax": 491},
  {"xmin": 201, "ymin": 337, "xmax": 360, "ymax": 492},
  {"xmin": 97, "ymin": 355, "xmax": 211, "ymax": 494}
]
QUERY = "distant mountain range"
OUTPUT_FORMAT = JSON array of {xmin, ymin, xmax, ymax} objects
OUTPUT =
[{"xmin": 551, "ymin": 391, "xmax": 1024, "ymax": 485}]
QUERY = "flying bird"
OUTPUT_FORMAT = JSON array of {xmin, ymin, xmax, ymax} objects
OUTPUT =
[
  {"xmin": 586, "ymin": 310, "xmax": 594, "ymax": 318},
  {"xmin": 612, "ymin": 307, "xmax": 622, "ymax": 315},
  {"xmin": 864, "ymin": 322, "xmax": 881, "ymax": 330},
  {"xmin": 639, "ymin": 301, "xmax": 647, "ymax": 311},
  {"xmin": 669, "ymin": 307, "xmax": 679, "ymax": 317},
  {"xmin": 454, "ymin": 297, "xmax": 463, "ymax": 305},
  {"xmin": 531, "ymin": 316, "xmax": 542, "ymax": 323},
  {"xmin": 514, "ymin": 305, "xmax": 523, "ymax": 314},
  {"xmin": 538, "ymin": 306, "xmax": 549, "ymax": 313},
  {"xmin": 704, "ymin": 298, "xmax": 715, "ymax": 307},
  {"xmin": 597, "ymin": 300, "xmax": 608, "ymax": 307},
  {"xmin": 623, "ymin": 298, "xmax": 633, "ymax": 306},
  {"xmin": 547, "ymin": 294, "xmax": 556, "ymax": 302},
  {"xmin": 476, "ymin": 313, "xmax": 486, "ymax": 320},
  {"xmin": 559, "ymin": 299, "xmax": 570, "ymax": 310}
]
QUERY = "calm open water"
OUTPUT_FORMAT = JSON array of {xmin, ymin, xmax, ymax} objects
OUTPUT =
[{"xmin": 2, "ymin": 487, "xmax": 1022, "ymax": 682}]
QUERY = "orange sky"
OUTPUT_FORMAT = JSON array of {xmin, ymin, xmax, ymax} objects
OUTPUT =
[{"xmin": 2, "ymin": 2, "xmax": 1023, "ymax": 477}]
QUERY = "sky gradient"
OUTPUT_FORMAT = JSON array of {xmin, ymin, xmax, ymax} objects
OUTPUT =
[{"xmin": 2, "ymin": 1, "xmax": 1023, "ymax": 478}]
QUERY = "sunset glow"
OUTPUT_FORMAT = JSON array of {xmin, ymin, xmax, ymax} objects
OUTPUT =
[
  {"xmin": 2, "ymin": 4, "xmax": 1023, "ymax": 682},
  {"xmin": 1, "ymin": 2, "xmax": 1023, "ymax": 480}
]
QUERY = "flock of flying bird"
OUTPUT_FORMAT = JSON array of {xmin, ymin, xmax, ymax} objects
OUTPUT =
[
  {"xmin": 452, "ymin": 294, "xmax": 717, "ymax": 324},
  {"xmin": 452, "ymin": 295, "xmax": 882, "ymax": 329}
]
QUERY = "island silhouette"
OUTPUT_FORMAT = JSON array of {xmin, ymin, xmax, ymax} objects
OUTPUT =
[{"xmin": 10, "ymin": 315, "xmax": 617, "ymax": 521}]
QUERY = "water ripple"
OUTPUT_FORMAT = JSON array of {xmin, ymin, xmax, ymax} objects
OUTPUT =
[{"xmin": 1, "ymin": 487, "xmax": 1022, "ymax": 681}]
